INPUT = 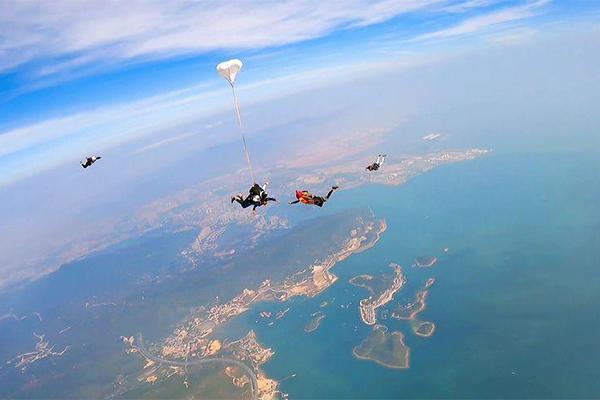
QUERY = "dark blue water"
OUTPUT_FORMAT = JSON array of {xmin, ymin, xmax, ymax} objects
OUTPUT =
[{"xmin": 233, "ymin": 151, "xmax": 600, "ymax": 398}]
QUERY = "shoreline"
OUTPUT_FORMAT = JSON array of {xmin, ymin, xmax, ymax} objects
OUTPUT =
[
  {"xmin": 413, "ymin": 257, "xmax": 438, "ymax": 268},
  {"xmin": 142, "ymin": 216, "xmax": 388, "ymax": 387},
  {"xmin": 352, "ymin": 326, "xmax": 410, "ymax": 369},
  {"xmin": 392, "ymin": 290, "xmax": 428, "ymax": 321},
  {"xmin": 414, "ymin": 321, "xmax": 436, "ymax": 337},
  {"xmin": 353, "ymin": 263, "xmax": 405, "ymax": 326}
]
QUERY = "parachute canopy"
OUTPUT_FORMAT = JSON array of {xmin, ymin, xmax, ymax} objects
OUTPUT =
[{"xmin": 216, "ymin": 59, "xmax": 243, "ymax": 86}]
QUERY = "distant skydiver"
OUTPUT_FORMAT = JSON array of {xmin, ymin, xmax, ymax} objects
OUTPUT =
[
  {"xmin": 231, "ymin": 183, "xmax": 277, "ymax": 211},
  {"xmin": 289, "ymin": 186, "xmax": 339, "ymax": 207},
  {"xmin": 366, "ymin": 154, "xmax": 386, "ymax": 171},
  {"xmin": 81, "ymin": 156, "xmax": 101, "ymax": 169}
]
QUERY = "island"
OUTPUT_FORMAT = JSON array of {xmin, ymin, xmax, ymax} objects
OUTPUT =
[
  {"xmin": 413, "ymin": 256, "xmax": 438, "ymax": 268},
  {"xmin": 414, "ymin": 321, "xmax": 436, "ymax": 337},
  {"xmin": 353, "ymin": 325, "xmax": 410, "ymax": 369},
  {"xmin": 7, "ymin": 332, "xmax": 70, "ymax": 372},
  {"xmin": 304, "ymin": 312, "xmax": 325, "ymax": 333},
  {"xmin": 350, "ymin": 263, "xmax": 405, "ymax": 326},
  {"xmin": 424, "ymin": 277, "xmax": 435, "ymax": 288},
  {"xmin": 392, "ymin": 290, "xmax": 428, "ymax": 321}
]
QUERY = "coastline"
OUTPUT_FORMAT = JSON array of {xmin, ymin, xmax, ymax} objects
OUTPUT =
[
  {"xmin": 352, "ymin": 263, "xmax": 405, "ymax": 326},
  {"xmin": 392, "ymin": 290, "xmax": 429, "ymax": 321},
  {"xmin": 352, "ymin": 325, "xmax": 411, "ymax": 369},
  {"xmin": 128, "ymin": 216, "xmax": 388, "ymax": 398}
]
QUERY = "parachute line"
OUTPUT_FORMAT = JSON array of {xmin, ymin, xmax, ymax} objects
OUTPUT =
[{"xmin": 231, "ymin": 85, "xmax": 256, "ymax": 184}]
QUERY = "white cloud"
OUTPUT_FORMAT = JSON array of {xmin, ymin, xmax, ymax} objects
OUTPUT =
[
  {"xmin": 486, "ymin": 27, "xmax": 538, "ymax": 45},
  {"xmin": 133, "ymin": 131, "xmax": 199, "ymax": 154},
  {"xmin": 441, "ymin": 0, "xmax": 499, "ymax": 14},
  {"xmin": 415, "ymin": 0, "xmax": 549, "ymax": 41},
  {"xmin": 0, "ymin": 52, "xmax": 436, "ymax": 188},
  {"xmin": 0, "ymin": 0, "xmax": 442, "ymax": 75}
]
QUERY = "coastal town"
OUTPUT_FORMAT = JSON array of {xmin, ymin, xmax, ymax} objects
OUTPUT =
[
  {"xmin": 123, "ymin": 216, "xmax": 387, "ymax": 398},
  {"xmin": 116, "ymin": 148, "xmax": 483, "ymax": 396}
]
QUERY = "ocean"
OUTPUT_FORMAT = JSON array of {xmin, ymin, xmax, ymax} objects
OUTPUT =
[
  {"xmin": 231, "ymin": 150, "xmax": 600, "ymax": 398},
  {"xmin": 2, "ymin": 149, "xmax": 599, "ymax": 398}
]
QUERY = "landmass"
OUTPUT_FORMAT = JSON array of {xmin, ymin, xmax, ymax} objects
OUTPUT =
[
  {"xmin": 350, "ymin": 263, "xmax": 405, "ymax": 326},
  {"xmin": 6, "ymin": 147, "xmax": 488, "ymax": 291},
  {"xmin": 353, "ymin": 325, "xmax": 410, "ymax": 369},
  {"xmin": 304, "ymin": 312, "xmax": 325, "ymax": 333},
  {"xmin": 123, "ymin": 214, "xmax": 386, "ymax": 398},
  {"xmin": 414, "ymin": 321, "xmax": 436, "ymax": 337},
  {"xmin": 391, "ymin": 279, "xmax": 437, "ymax": 338},
  {"xmin": 125, "ymin": 330, "xmax": 279, "ymax": 400},
  {"xmin": 0, "ymin": 311, "xmax": 42, "ymax": 323},
  {"xmin": 226, "ymin": 331, "xmax": 279, "ymax": 400},
  {"xmin": 392, "ymin": 290, "xmax": 428, "ymax": 321},
  {"xmin": 7, "ymin": 333, "xmax": 70, "ymax": 372},
  {"xmin": 161, "ymin": 217, "xmax": 386, "ymax": 350},
  {"xmin": 413, "ymin": 257, "xmax": 438, "ymax": 268},
  {"xmin": 290, "ymin": 149, "xmax": 489, "ymax": 191}
]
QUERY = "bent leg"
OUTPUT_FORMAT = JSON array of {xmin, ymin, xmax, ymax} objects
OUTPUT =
[{"xmin": 325, "ymin": 187, "xmax": 337, "ymax": 199}]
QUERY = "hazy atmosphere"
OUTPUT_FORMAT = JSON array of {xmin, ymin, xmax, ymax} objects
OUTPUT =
[{"xmin": 1, "ymin": 1, "xmax": 599, "ymax": 399}]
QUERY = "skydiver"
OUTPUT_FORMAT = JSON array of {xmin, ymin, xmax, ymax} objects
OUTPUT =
[
  {"xmin": 231, "ymin": 183, "xmax": 277, "ymax": 211},
  {"xmin": 288, "ymin": 186, "xmax": 339, "ymax": 207},
  {"xmin": 366, "ymin": 154, "xmax": 386, "ymax": 171},
  {"xmin": 81, "ymin": 155, "xmax": 101, "ymax": 169}
]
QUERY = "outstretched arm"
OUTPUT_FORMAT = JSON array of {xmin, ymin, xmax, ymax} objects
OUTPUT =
[
  {"xmin": 288, "ymin": 200, "xmax": 300, "ymax": 205},
  {"xmin": 266, "ymin": 197, "xmax": 277, "ymax": 202}
]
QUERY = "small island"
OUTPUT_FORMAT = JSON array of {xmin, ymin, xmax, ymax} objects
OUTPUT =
[
  {"xmin": 413, "ymin": 256, "xmax": 438, "ymax": 268},
  {"xmin": 413, "ymin": 321, "xmax": 436, "ymax": 337},
  {"xmin": 304, "ymin": 312, "xmax": 326, "ymax": 333},
  {"xmin": 353, "ymin": 325, "xmax": 410, "ymax": 369}
]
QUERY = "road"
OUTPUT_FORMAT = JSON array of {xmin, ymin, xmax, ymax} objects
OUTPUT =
[{"xmin": 134, "ymin": 333, "xmax": 258, "ymax": 400}]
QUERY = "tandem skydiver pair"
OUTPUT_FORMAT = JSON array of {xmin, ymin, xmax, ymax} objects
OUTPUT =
[{"xmin": 230, "ymin": 184, "xmax": 339, "ymax": 211}]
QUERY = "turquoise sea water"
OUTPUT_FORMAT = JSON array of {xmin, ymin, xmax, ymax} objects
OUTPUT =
[
  {"xmin": 230, "ymin": 151, "xmax": 600, "ymax": 398},
  {"xmin": 2, "ymin": 149, "xmax": 599, "ymax": 399}
]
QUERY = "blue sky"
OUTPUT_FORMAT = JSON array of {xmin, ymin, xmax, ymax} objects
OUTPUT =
[{"xmin": 0, "ymin": 0, "xmax": 598, "ymax": 187}]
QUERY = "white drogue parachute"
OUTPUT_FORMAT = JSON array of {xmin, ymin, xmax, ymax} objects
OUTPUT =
[
  {"xmin": 216, "ymin": 59, "xmax": 243, "ymax": 86},
  {"xmin": 217, "ymin": 59, "xmax": 256, "ymax": 183}
]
